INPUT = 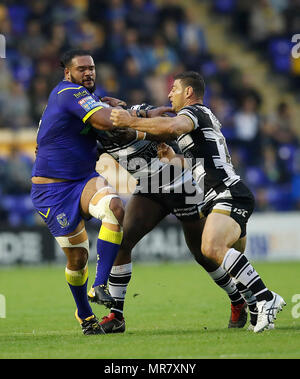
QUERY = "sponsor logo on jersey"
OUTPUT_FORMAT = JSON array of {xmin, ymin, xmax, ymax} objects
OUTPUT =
[
  {"xmin": 78, "ymin": 96, "xmax": 100, "ymax": 112},
  {"xmin": 73, "ymin": 89, "xmax": 89, "ymax": 98}
]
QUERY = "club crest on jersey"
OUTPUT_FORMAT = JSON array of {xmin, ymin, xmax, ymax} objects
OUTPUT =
[{"xmin": 56, "ymin": 213, "xmax": 70, "ymax": 228}]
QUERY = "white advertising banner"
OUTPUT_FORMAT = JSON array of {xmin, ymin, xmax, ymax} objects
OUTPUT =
[
  {"xmin": 1, "ymin": 213, "xmax": 300, "ymax": 264},
  {"xmin": 245, "ymin": 212, "xmax": 300, "ymax": 261}
]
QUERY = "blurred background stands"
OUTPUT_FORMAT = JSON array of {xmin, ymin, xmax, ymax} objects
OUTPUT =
[{"xmin": 0, "ymin": 0, "xmax": 299, "ymax": 228}]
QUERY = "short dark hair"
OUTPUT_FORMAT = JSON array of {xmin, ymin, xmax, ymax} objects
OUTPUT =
[
  {"xmin": 60, "ymin": 49, "xmax": 92, "ymax": 68},
  {"xmin": 174, "ymin": 71, "xmax": 205, "ymax": 98}
]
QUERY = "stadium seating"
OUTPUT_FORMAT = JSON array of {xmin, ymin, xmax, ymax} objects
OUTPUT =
[{"xmin": 0, "ymin": 0, "xmax": 299, "ymax": 228}]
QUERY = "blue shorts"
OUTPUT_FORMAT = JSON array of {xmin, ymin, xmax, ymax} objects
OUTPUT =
[{"xmin": 31, "ymin": 171, "xmax": 100, "ymax": 237}]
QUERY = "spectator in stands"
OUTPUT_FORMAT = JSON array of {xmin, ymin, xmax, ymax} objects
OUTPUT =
[
  {"xmin": 123, "ymin": 28, "xmax": 154, "ymax": 73},
  {"xmin": 261, "ymin": 144, "xmax": 290, "ymax": 185},
  {"xmin": 150, "ymin": 34, "xmax": 179, "ymax": 76},
  {"xmin": 87, "ymin": 0, "xmax": 108, "ymax": 24},
  {"xmin": 254, "ymin": 187, "xmax": 272, "ymax": 212},
  {"xmin": 20, "ymin": 19, "xmax": 47, "ymax": 60},
  {"xmin": 51, "ymin": 0, "xmax": 83, "ymax": 34},
  {"xmin": 126, "ymin": 0, "xmax": 158, "ymax": 40},
  {"xmin": 209, "ymin": 95, "xmax": 234, "ymax": 136},
  {"xmin": 29, "ymin": 77, "xmax": 49, "ymax": 125},
  {"xmin": 107, "ymin": 18, "xmax": 128, "ymax": 68},
  {"xmin": 158, "ymin": 0, "xmax": 185, "ymax": 25},
  {"xmin": 105, "ymin": 0, "xmax": 128, "ymax": 22},
  {"xmin": 0, "ymin": 81, "xmax": 32, "ymax": 130},
  {"xmin": 161, "ymin": 18, "xmax": 181, "ymax": 52},
  {"xmin": 291, "ymin": 148, "xmax": 300, "ymax": 209},
  {"xmin": 118, "ymin": 56, "xmax": 147, "ymax": 104},
  {"xmin": 262, "ymin": 101, "xmax": 299, "ymax": 174},
  {"xmin": 232, "ymin": 94, "xmax": 262, "ymax": 165},
  {"xmin": 234, "ymin": 72, "xmax": 262, "ymax": 110},
  {"xmin": 269, "ymin": 101, "xmax": 298, "ymax": 145},
  {"xmin": 209, "ymin": 54, "xmax": 242, "ymax": 101},
  {"xmin": 95, "ymin": 64, "xmax": 119, "ymax": 98},
  {"xmin": 179, "ymin": 8, "xmax": 207, "ymax": 57},
  {"xmin": 283, "ymin": 0, "xmax": 300, "ymax": 36},
  {"xmin": 1, "ymin": 144, "xmax": 33, "ymax": 195},
  {"xmin": 248, "ymin": 0, "xmax": 285, "ymax": 52}
]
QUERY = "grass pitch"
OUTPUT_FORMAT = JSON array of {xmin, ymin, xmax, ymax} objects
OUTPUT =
[{"xmin": 0, "ymin": 261, "xmax": 299, "ymax": 359}]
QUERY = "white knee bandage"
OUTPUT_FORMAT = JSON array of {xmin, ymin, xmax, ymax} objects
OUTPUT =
[
  {"xmin": 89, "ymin": 192, "xmax": 120, "ymax": 225},
  {"xmin": 55, "ymin": 228, "xmax": 89, "ymax": 251}
]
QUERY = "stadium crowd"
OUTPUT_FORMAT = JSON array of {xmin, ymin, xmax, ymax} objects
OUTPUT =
[
  {"xmin": 0, "ymin": 0, "xmax": 299, "ymax": 227},
  {"xmin": 212, "ymin": 0, "xmax": 300, "ymax": 91}
]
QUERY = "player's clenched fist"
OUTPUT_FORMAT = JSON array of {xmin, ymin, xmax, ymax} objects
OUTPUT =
[
  {"xmin": 157, "ymin": 143, "xmax": 176, "ymax": 162},
  {"xmin": 110, "ymin": 109, "xmax": 133, "ymax": 127}
]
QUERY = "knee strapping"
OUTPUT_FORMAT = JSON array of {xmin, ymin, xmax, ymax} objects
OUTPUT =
[
  {"xmin": 89, "ymin": 191, "xmax": 121, "ymax": 225},
  {"xmin": 55, "ymin": 228, "xmax": 89, "ymax": 251},
  {"xmin": 65, "ymin": 263, "xmax": 88, "ymax": 286}
]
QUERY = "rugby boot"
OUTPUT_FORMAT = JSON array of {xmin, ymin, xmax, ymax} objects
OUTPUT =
[
  {"xmin": 88, "ymin": 284, "xmax": 116, "ymax": 309},
  {"xmin": 75, "ymin": 310, "xmax": 105, "ymax": 335},
  {"xmin": 228, "ymin": 301, "xmax": 248, "ymax": 328},
  {"xmin": 248, "ymin": 305, "xmax": 275, "ymax": 331},
  {"xmin": 254, "ymin": 291, "xmax": 286, "ymax": 333},
  {"xmin": 100, "ymin": 312, "xmax": 125, "ymax": 334}
]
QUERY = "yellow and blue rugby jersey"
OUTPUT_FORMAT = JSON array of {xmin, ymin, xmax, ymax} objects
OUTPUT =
[{"xmin": 32, "ymin": 80, "xmax": 106, "ymax": 180}]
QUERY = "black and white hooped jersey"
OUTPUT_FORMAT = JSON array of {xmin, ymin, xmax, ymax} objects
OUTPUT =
[
  {"xmin": 95, "ymin": 129, "xmax": 197, "ymax": 195},
  {"xmin": 177, "ymin": 103, "xmax": 241, "ymax": 205},
  {"xmin": 91, "ymin": 102, "xmax": 192, "ymax": 192}
]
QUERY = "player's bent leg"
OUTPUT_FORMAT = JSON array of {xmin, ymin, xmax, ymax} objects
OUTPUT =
[
  {"xmin": 181, "ymin": 218, "xmax": 247, "ymax": 328},
  {"xmin": 101, "ymin": 194, "xmax": 168, "ymax": 333},
  {"xmin": 202, "ymin": 212, "xmax": 286, "ymax": 332},
  {"xmin": 81, "ymin": 176, "xmax": 124, "ymax": 308},
  {"xmin": 55, "ymin": 221, "xmax": 105, "ymax": 335},
  {"xmin": 201, "ymin": 212, "xmax": 241, "ymax": 265}
]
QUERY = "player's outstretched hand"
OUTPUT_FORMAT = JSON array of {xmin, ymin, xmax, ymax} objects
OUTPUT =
[
  {"xmin": 148, "ymin": 106, "xmax": 175, "ymax": 118},
  {"xmin": 110, "ymin": 109, "xmax": 133, "ymax": 127},
  {"xmin": 157, "ymin": 143, "xmax": 176, "ymax": 163},
  {"xmin": 102, "ymin": 96, "xmax": 127, "ymax": 108}
]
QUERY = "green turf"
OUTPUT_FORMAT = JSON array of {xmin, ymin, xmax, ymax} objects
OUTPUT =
[{"xmin": 0, "ymin": 261, "xmax": 299, "ymax": 359}]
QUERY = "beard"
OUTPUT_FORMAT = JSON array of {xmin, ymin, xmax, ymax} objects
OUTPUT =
[{"xmin": 70, "ymin": 74, "xmax": 96, "ymax": 93}]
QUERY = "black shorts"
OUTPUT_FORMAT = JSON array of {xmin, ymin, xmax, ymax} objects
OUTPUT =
[
  {"xmin": 133, "ymin": 170, "xmax": 203, "ymax": 222},
  {"xmin": 133, "ymin": 191, "xmax": 200, "ymax": 222},
  {"xmin": 200, "ymin": 181, "xmax": 255, "ymax": 238}
]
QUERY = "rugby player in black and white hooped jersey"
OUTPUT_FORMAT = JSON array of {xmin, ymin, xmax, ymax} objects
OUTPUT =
[
  {"xmin": 110, "ymin": 71, "xmax": 286, "ymax": 333},
  {"xmin": 90, "ymin": 102, "xmax": 255, "ymax": 333}
]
